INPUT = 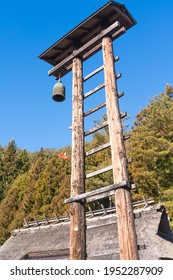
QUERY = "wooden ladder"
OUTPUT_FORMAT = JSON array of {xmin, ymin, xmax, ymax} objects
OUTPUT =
[{"xmin": 67, "ymin": 37, "xmax": 139, "ymax": 260}]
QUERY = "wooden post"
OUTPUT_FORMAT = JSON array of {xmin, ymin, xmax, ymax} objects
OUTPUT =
[
  {"xmin": 102, "ymin": 37, "xmax": 139, "ymax": 260},
  {"xmin": 70, "ymin": 56, "xmax": 86, "ymax": 260}
]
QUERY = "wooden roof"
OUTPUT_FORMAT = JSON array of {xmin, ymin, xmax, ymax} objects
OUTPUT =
[{"xmin": 38, "ymin": 1, "xmax": 136, "ymax": 78}]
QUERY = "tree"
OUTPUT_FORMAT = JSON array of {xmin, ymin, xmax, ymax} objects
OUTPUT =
[
  {"xmin": 128, "ymin": 87, "xmax": 173, "ymax": 198},
  {"xmin": 0, "ymin": 140, "xmax": 31, "ymax": 202}
]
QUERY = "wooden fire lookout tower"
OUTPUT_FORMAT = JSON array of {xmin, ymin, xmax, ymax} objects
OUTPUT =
[{"xmin": 39, "ymin": 1, "xmax": 139, "ymax": 260}]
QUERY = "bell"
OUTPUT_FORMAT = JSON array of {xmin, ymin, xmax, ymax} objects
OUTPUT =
[{"xmin": 52, "ymin": 79, "xmax": 65, "ymax": 102}]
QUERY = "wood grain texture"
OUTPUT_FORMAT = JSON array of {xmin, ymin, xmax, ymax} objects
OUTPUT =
[
  {"xmin": 102, "ymin": 37, "xmax": 139, "ymax": 260},
  {"xmin": 70, "ymin": 57, "xmax": 86, "ymax": 260}
]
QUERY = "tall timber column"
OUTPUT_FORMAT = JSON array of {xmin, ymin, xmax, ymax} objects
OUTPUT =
[
  {"xmin": 102, "ymin": 37, "xmax": 139, "ymax": 260},
  {"xmin": 70, "ymin": 56, "xmax": 86, "ymax": 260}
]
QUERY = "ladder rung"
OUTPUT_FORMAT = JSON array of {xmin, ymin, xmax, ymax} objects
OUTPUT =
[
  {"xmin": 83, "ymin": 56, "xmax": 119, "ymax": 82},
  {"xmin": 120, "ymin": 112, "xmax": 127, "ymax": 119},
  {"xmin": 118, "ymin": 92, "xmax": 124, "ymax": 98},
  {"xmin": 127, "ymin": 158, "xmax": 133, "ymax": 163},
  {"xmin": 84, "ymin": 102, "xmax": 106, "ymax": 117},
  {"xmin": 84, "ymin": 121, "xmax": 108, "ymax": 137},
  {"xmin": 84, "ymin": 83, "xmax": 105, "ymax": 99},
  {"xmin": 123, "ymin": 134, "xmax": 130, "ymax": 140},
  {"xmin": 116, "ymin": 73, "xmax": 122, "ymax": 79},
  {"xmin": 83, "ymin": 65, "xmax": 104, "ymax": 82},
  {"xmin": 86, "ymin": 189, "xmax": 115, "ymax": 203},
  {"xmin": 86, "ymin": 165, "xmax": 113, "ymax": 179},
  {"xmin": 64, "ymin": 180, "xmax": 127, "ymax": 204},
  {"xmin": 85, "ymin": 142, "xmax": 110, "ymax": 157}
]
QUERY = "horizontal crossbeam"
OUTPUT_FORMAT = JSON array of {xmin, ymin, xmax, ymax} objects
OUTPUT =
[
  {"xmin": 118, "ymin": 91, "xmax": 124, "ymax": 98},
  {"xmin": 84, "ymin": 121, "xmax": 108, "ymax": 137},
  {"xmin": 84, "ymin": 102, "xmax": 106, "ymax": 117},
  {"xmin": 85, "ymin": 134, "xmax": 129, "ymax": 157},
  {"xmin": 83, "ymin": 56, "xmax": 119, "ymax": 82},
  {"xmin": 120, "ymin": 111, "xmax": 127, "ymax": 119},
  {"xmin": 64, "ymin": 180, "xmax": 128, "ymax": 204},
  {"xmin": 84, "ymin": 83, "xmax": 105, "ymax": 99},
  {"xmin": 48, "ymin": 21, "xmax": 120, "ymax": 77},
  {"xmin": 84, "ymin": 112, "xmax": 126, "ymax": 137},
  {"xmin": 86, "ymin": 189, "xmax": 115, "ymax": 203},
  {"xmin": 86, "ymin": 165, "xmax": 112, "ymax": 179},
  {"xmin": 85, "ymin": 142, "xmax": 110, "ymax": 157}
]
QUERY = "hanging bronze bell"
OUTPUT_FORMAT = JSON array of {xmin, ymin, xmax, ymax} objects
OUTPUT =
[{"xmin": 52, "ymin": 79, "xmax": 65, "ymax": 102}]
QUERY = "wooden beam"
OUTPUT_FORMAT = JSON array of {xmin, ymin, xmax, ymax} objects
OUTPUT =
[
  {"xmin": 83, "ymin": 65, "xmax": 104, "ymax": 82},
  {"xmin": 70, "ymin": 56, "xmax": 86, "ymax": 260},
  {"xmin": 84, "ymin": 121, "xmax": 108, "ymax": 137},
  {"xmin": 47, "ymin": 27, "xmax": 126, "ymax": 78},
  {"xmin": 84, "ymin": 102, "xmax": 106, "ymax": 117},
  {"xmin": 118, "ymin": 91, "xmax": 124, "ymax": 98},
  {"xmin": 86, "ymin": 189, "xmax": 115, "ymax": 203},
  {"xmin": 116, "ymin": 73, "xmax": 122, "ymax": 79},
  {"xmin": 65, "ymin": 180, "xmax": 127, "ymax": 204},
  {"xmin": 83, "ymin": 56, "xmax": 119, "ymax": 82},
  {"xmin": 85, "ymin": 142, "xmax": 110, "ymax": 157},
  {"xmin": 120, "ymin": 111, "xmax": 127, "ymax": 119},
  {"xmin": 82, "ymin": 27, "xmax": 125, "ymax": 63},
  {"xmin": 84, "ymin": 83, "xmax": 105, "ymax": 99},
  {"xmin": 124, "ymin": 134, "xmax": 130, "ymax": 140},
  {"xmin": 102, "ymin": 36, "xmax": 139, "ymax": 260},
  {"xmin": 86, "ymin": 165, "xmax": 112, "ymax": 179},
  {"xmin": 127, "ymin": 158, "xmax": 133, "ymax": 163},
  {"xmin": 48, "ymin": 21, "xmax": 120, "ymax": 77}
]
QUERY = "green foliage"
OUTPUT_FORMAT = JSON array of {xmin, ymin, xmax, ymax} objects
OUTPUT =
[
  {"xmin": 0, "ymin": 85, "xmax": 173, "ymax": 245},
  {"xmin": 128, "ymin": 89, "xmax": 173, "ymax": 198},
  {"xmin": 0, "ymin": 145, "xmax": 71, "ymax": 245},
  {"xmin": 0, "ymin": 140, "xmax": 31, "ymax": 202}
]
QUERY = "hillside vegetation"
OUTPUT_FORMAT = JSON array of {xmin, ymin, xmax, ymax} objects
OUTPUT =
[{"xmin": 0, "ymin": 85, "xmax": 173, "ymax": 245}]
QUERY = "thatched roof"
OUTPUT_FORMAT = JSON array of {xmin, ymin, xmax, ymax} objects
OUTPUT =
[{"xmin": 0, "ymin": 204, "xmax": 173, "ymax": 260}]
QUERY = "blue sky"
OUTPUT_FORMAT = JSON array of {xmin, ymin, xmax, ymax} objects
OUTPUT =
[{"xmin": 0, "ymin": 0, "xmax": 172, "ymax": 152}]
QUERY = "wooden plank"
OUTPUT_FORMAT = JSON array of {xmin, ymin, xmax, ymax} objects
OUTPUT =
[
  {"xmin": 120, "ymin": 112, "xmax": 127, "ymax": 119},
  {"xmin": 127, "ymin": 158, "xmax": 133, "ymax": 163},
  {"xmin": 84, "ymin": 121, "xmax": 108, "ymax": 137},
  {"xmin": 116, "ymin": 73, "xmax": 122, "ymax": 79},
  {"xmin": 85, "ymin": 142, "xmax": 110, "ymax": 157},
  {"xmin": 118, "ymin": 91, "xmax": 124, "ymax": 98},
  {"xmin": 112, "ymin": 26, "xmax": 126, "ymax": 39},
  {"xmin": 86, "ymin": 189, "xmax": 115, "ymax": 203},
  {"xmin": 65, "ymin": 180, "xmax": 127, "ymax": 204},
  {"xmin": 84, "ymin": 83, "xmax": 105, "ymax": 99},
  {"xmin": 83, "ymin": 56, "xmax": 119, "ymax": 82},
  {"xmin": 84, "ymin": 102, "xmax": 106, "ymax": 117},
  {"xmin": 48, "ymin": 21, "xmax": 120, "ymax": 77},
  {"xmin": 102, "ymin": 36, "xmax": 139, "ymax": 260},
  {"xmin": 86, "ymin": 165, "xmax": 112, "ymax": 179},
  {"xmin": 83, "ymin": 65, "xmax": 104, "ymax": 82},
  {"xmin": 70, "ymin": 57, "xmax": 86, "ymax": 260},
  {"xmin": 123, "ymin": 134, "xmax": 130, "ymax": 140}
]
